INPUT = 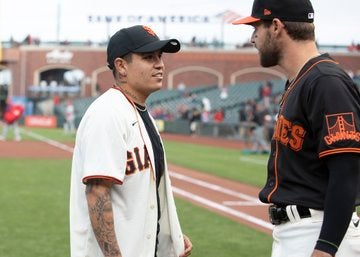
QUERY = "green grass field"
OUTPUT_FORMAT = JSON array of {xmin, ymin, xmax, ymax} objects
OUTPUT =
[
  {"xmin": 164, "ymin": 140, "xmax": 268, "ymax": 187},
  {"xmin": 0, "ymin": 127, "xmax": 272, "ymax": 257},
  {"xmin": 0, "ymin": 159, "xmax": 71, "ymax": 257}
]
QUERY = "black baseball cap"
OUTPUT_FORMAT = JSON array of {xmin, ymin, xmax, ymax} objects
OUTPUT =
[
  {"xmin": 107, "ymin": 25, "xmax": 181, "ymax": 69},
  {"xmin": 232, "ymin": 0, "xmax": 314, "ymax": 25}
]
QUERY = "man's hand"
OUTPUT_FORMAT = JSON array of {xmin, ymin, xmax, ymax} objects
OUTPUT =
[{"xmin": 180, "ymin": 234, "xmax": 193, "ymax": 257}]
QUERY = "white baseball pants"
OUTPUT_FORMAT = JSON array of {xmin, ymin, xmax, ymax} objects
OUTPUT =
[{"xmin": 271, "ymin": 208, "xmax": 360, "ymax": 257}]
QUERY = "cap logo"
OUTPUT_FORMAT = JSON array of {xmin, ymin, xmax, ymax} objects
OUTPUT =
[
  {"xmin": 142, "ymin": 25, "xmax": 157, "ymax": 37},
  {"xmin": 263, "ymin": 9, "xmax": 272, "ymax": 16},
  {"xmin": 308, "ymin": 13, "xmax": 314, "ymax": 19}
]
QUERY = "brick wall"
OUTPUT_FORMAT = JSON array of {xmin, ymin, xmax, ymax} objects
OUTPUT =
[{"xmin": 2, "ymin": 46, "xmax": 359, "ymax": 97}]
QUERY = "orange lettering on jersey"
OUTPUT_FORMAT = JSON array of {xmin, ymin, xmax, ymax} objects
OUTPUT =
[
  {"xmin": 280, "ymin": 118, "xmax": 291, "ymax": 146},
  {"xmin": 126, "ymin": 151, "xmax": 136, "ymax": 175},
  {"xmin": 143, "ymin": 146, "xmax": 150, "ymax": 169},
  {"xmin": 126, "ymin": 145, "xmax": 151, "ymax": 175},
  {"xmin": 272, "ymin": 116, "xmax": 281, "ymax": 140},
  {"xmin": 134, "ymin": 147, "xmax": 143, "ymax": 171},
  {"xmin": 289, "ymin": 124, "xmax": 306, "ymax": 151},
  {"xmin": 273, "ymin": 115, "xmax": 306, "ymax": 151},
  {"xmin": 324, "ymin": 112, "xmax": 360, "ymax": 145}
]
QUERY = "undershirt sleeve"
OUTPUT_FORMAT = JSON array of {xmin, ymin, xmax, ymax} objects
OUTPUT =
[{"xmin": 314, "ymin": 153, "xmax": 359, "ymax": 256}]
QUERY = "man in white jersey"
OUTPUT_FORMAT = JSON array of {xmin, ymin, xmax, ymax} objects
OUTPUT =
[{"xmin": 70, "ymin": 25, "xmax": 193, "ymax": 257}]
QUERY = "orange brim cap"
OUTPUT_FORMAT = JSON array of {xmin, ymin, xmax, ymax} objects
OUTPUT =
[{"xmin": 232, "ymin": 16, "xmax": 260, "ymax": 25}]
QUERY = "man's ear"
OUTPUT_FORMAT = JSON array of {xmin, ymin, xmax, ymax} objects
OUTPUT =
[
  {"xmin": 114, "ymin": 57, "xmax": 127, "ymax": 77},
  {"xmin": 271, "ymin": 18, "xmax": 286, "ymax": 35}
]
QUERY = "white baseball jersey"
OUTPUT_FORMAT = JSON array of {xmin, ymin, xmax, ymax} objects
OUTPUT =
[{"xmin": 70, "ymin": 87, "xmax": 184, "ymax": 257}]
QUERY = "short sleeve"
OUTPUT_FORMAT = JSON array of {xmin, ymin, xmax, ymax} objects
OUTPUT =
[
  {"xmin": 80, "ymin": 102, "xmax": 128, "ymax": 184},
  {"xmin": 307, "ymin": 75, "xmax": 360, "ymax": 158}
]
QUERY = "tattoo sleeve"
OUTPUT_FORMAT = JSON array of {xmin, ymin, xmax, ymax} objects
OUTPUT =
[{"xmin": 85, "ymin": 179, "xmax": 122, "ymax": 257}]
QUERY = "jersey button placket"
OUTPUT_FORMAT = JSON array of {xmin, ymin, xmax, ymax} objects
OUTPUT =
[{"xmin": 146, "ymin": 203, "xmax": 156, "ymax": 240}]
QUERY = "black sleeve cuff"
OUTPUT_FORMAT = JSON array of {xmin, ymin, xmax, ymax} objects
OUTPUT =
[{"xmin": 315, "ymin": 239, "xmax": 338, "ymax": 257}]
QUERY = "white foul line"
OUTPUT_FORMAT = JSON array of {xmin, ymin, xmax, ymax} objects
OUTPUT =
[
  {"xmin": 20, "ymin": 128, "xmax": 74, "ymax": 153},
  {"xmin": 223, "ymin": 201, "xmax": 262, "ymax": 206},
  {"xmin": 172, "ymin": 187, "xmax": 273, "ymax": 230},
  {"xmin": 239, "ymin": 156, "xmax": 267, "ymax": 166},
  {"xmin": 169, "ymin": 171, "xmax": 262, "ymax": 203}
]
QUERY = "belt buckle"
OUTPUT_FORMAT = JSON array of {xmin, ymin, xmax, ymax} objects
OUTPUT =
[{"xmin": 269, "ymin": 205, "xmax": 282, "ymax": 225}]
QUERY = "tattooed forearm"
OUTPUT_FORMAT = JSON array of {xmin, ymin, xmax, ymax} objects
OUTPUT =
[{"xmin": 86, "ymin": 179, "xmax": 122, "ymax": 257}]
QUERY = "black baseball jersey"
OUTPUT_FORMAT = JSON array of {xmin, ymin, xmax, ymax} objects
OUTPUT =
[{"xmin": 259, "ymin": 54, "xmax": 360, "ymax": 209}]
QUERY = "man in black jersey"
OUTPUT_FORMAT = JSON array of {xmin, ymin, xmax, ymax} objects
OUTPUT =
[
  {"xmin": 233, "ymin": 0, "xmax": 360, "ymax": 257},
  {"xmin": 70, "ymin": 25, "xmax": 192, "ymax": 257}
]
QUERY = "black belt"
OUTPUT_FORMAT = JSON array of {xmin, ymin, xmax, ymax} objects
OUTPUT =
[{"xmin": 268, "ymin": 205, "xmax": 311, "ymax": 225}]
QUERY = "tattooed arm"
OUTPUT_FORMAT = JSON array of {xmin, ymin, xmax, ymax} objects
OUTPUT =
[{"xmin": 85, "ymin": 179, "xmax": 122, "ymax": 257}]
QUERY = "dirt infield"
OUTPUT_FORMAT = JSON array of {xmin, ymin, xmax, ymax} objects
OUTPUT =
[
  {"xmin": 0, "ymin": 133, "xmax": 272, "ymax": 234},
  {"xmin": 0, "ymin": 140, "xmax": 73, "ymax": 159}
]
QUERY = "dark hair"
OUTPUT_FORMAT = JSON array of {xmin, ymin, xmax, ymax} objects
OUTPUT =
[
  {"xmin": 262, "ymin": 20, "xmax": 315, "ymax": 41},
  {"xmin": 283, "ymin": 21, "xmax": 315, "ymax": 41}
]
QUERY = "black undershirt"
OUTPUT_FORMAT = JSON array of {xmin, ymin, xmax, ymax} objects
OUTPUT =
[
  {"xmin": 135, "ymin": 103, "xmax": 164, "ymax": 257},
  {"xmin": 315, "ymin": 153, "xmax": 359, "ymax": 256}
]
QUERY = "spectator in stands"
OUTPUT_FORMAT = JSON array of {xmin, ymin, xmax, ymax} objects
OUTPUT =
[
  {"xmin": 189, "ymin": 106, "xmax": 201, "ymax": 135},
  {"xmin": 212, "ymin": 108, "xmax": 225, "ymax": 137},
  {"xmin": 188, "ymin": 92, "xmax": 201, "ymax": 108},
  {"xmin": 248, "ymin": 117, "xmax": 271, "ymax": 154},
  {"xmin": 259, "ymin": 81, "xmax": 273, "ymax": 108},
  {"xmin": 219, "ymin": 87, "xmax": 228, "ymax": 100},
  {"xmin": 213, "ymin": 108, "xmax": 225, "ymax": 123},
  {"xmin": 238, "ymin": 99, "xmax": 257, "ymax": 141},
  {"xmin": 53, "ymin": 94, "xmax": 60, "ymax": 106},
  {"xmin": 238, "ymin": 103, "xmax": 247, "ymax": 122},
  {"xmin": 253, "ymin": 102, "xmax": 270, "ymax": 126},
  {"xmin": 201, "ymin": 97, "xmax": 211, "ymax": 123},
  {"xmin": 63, "ymin": 99, "xmax": 76, "ymax": 134},
  {"xmin": 177, "ymin": 104, "xmax": 190, "ymax": 120},
  {"xmin": 150, "ymin": 106, "xmax": 174, "ymax": 121},
  {"xmin": 52, "ymin": 93, "xmax": 61, "ymax": 118},
  {"xmin": 201, "ymin": 111, "xmax": 210, "ymax": 123}
]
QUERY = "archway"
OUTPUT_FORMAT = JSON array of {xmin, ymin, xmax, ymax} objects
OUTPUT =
[
  {"xmin": 230, "ymin": 67, "xmax": 286, "ymax": 84},
  {"xmin": 167, "ymin": 66, "xmax": 224, "ymax": 89},
  {"xmin": 31, "ymin": 65, "xmax": 85, "ymax": 99}
]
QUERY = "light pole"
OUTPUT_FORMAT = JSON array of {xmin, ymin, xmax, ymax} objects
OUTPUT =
[{"xmin": 56, "ymin": 2, "xmax": 62, "ymax": 43}]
